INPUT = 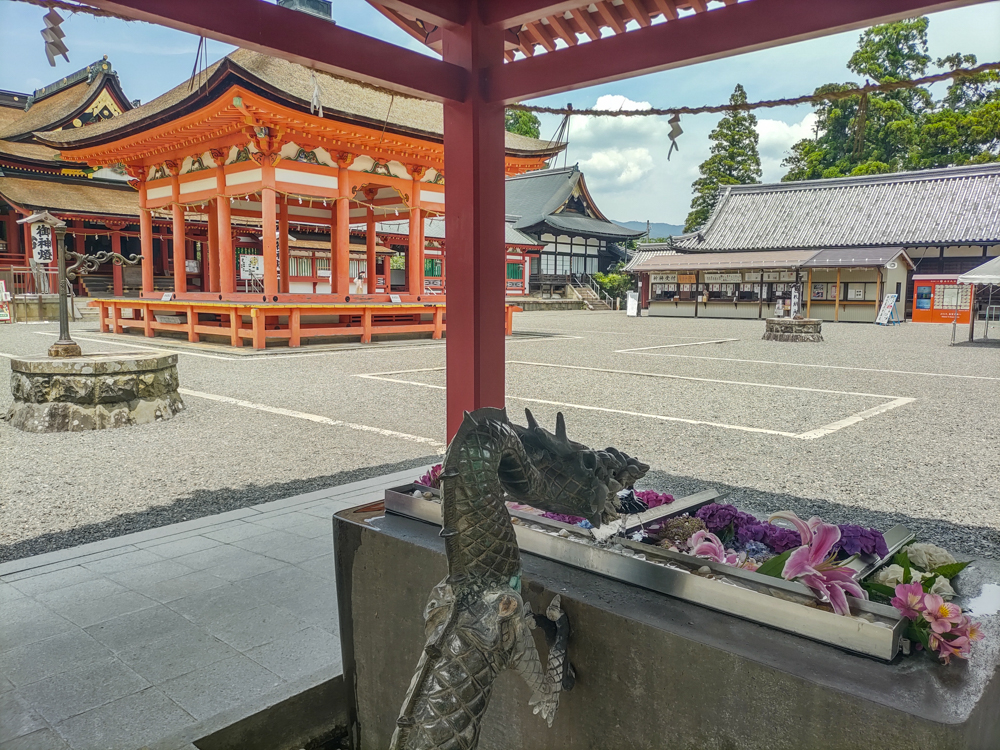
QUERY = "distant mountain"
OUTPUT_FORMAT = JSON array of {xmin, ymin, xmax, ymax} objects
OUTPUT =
[{"xmin": 613, "ymin": 220, "xmax": 685, "ymax": 239}]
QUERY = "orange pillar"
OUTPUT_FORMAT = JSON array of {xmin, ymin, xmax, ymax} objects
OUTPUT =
[
  {"xmin": 262, "ymin": 187, "xmax": 278, "ymax": 300},
  {"xmin": 335, "ymin": 169, "xmax": 351, "ymax": 295},
  {"xmin": 171, "ymin": 204, "xmax": 187, "ymax": 295},
  {"xmin": 366, "ymin": 208, "xmax": 377, "ymax": 294},
  {"xmin": 279, "ymin": 198, "xmax": 290, "ymax": 294},
  {"xmin": 408, "ymin": 206, "xmax": 423, "ymax": 296},
  {"xmin": 112, "ymin": 230, "xmax": 124, "ymax": 296},
  {"xmin": 207, "ymin": 200, "xmax": 220, "ymax": 293},
  {"xmin": 217, "ymin": 184, "xmax": 235, "ymax": 295},
  {"xmin": 140, "ymin": 209, "xmax": 154, "ymax": 295}
]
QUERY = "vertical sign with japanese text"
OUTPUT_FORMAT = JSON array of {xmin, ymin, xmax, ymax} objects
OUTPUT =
[{"xmin": 31, "ymin": 223, "xmax": 54, "ymax": 263}]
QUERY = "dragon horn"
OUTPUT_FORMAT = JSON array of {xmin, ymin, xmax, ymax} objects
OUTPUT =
[
  {"xmin": 463, "ymin": 411, "xmax": 478, "ymax": 428},
  {"xmin": 555, "ymin": 413, "xmax": 568, "ymax": 444},
  {"xmin": 524, "ymin": 409, "xmax": 539, "ymax": 430}
]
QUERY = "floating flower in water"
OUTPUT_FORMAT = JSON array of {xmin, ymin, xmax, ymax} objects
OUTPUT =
[
  {"xmin": 768, "ymin": 511, "xmax": 867, "ymax": 616},
  {"xmin": 888, "ymin": 584, "xmax": 984, "ymax": 664},
  {"xmin": 415, "ymin": 464, "xmax": 443, "ymax": 489},
  {"xmin": 905, "ymin": 542, "xmax": 957, "ymax": 571},
  {"xmin": 890, "ymin": 582, "xmax": 925, "ymax": 621},
  {"xmin": 922, "ymin": 593, "xmax": 963, "ymax": 634}
]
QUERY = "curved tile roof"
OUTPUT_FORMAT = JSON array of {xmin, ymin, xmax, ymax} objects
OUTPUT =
[
  {"xmin": 674, "ymin": 164, "xmax": 1000, "ymax": 251},
  {"xmin": 38, "ymin": 49, "xmax": 563, "ymax": 157}
]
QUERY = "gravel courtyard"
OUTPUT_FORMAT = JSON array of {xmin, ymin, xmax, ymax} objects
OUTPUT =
[{"xmin": 2, "ymin": 311, "xmax": 998, "ymax": 562}]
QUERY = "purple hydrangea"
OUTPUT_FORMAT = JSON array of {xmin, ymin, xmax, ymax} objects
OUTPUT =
[
  {"xmin": 634, "ymin": 490, "xmax": 675, "ymax": 509},
  {"xmin": 696, "ymin": 503, "xmax": 738, "ymax": 533},
  {"xmin": 835, "ymin": 525, "xmax": 889, "ymax": 558},
  {"xmin": 763, "ymin": 526, "xmax": 803, "ymax": 554}
]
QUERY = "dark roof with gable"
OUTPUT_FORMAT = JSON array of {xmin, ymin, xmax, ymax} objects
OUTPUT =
[
  {"xmin": 671, "ymin": 163, "xmax": 1000, "ymax": 252},
  {"xmin": 0, "ymin": 58, "xmax": 131, "ymax": 142},
  {"xmin": 505, "ymin": 165, "xmax": 643, "ymax": 241}
]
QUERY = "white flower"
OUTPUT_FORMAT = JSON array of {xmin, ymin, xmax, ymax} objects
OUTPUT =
[
  {"xmin": 906, "ymin": 543, "xmax": 956, "ymax": 571},
  {"xmin": 929, "ymin": 576, "xmax": 957, "ymax": 599},
  {"xmin": 875, "ymin": 564, "xmax": 906, "ymax": 586}
]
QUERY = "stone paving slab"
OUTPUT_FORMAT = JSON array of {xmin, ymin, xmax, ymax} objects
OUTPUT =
[{"xmin": 0, "ymin": 465, "xmax": 428, "ymax": 750}]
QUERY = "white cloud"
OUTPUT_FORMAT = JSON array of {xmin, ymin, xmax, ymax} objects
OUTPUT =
[
  {"xmin": 755, "ymin": 113, "xmax": 817, "ymax": 181},
  {"xmin": 578, "ymin": 147, "xmax": 655, "ymax": 188},
  {"xmin": 592, "ymin": 95, "xmax": 652, "ymax": 112}
]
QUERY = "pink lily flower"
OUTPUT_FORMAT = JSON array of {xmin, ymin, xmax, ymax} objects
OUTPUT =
[
  {"xmin": 922, "ymin": 593, "xmax": 963, "ymax": 634},
  {"xmin": 891, "ymin": 582, "xmax": 926, "ymax": 621},
  {"xmin": 688, "ymin": 530, "xmax": 744, "ymax": 567},
  {"xmin": 768, "ymin": 511, "xmax": 868, "ymax": 616}
]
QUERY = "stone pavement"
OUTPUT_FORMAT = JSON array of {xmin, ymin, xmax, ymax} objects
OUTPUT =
[{"xmin": 0, "ymin": 465, "xmax": 427, "ymax": 750}]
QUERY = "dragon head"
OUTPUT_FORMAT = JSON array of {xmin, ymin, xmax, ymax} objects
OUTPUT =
[{"xmin": 506, "ymin": 409, "xmax": 649, "ymax": 527}]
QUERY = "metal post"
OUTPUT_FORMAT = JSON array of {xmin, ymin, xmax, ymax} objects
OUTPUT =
[{"xmin": 50, "ymin": 223, "xmax": 81, "ymax": 357}]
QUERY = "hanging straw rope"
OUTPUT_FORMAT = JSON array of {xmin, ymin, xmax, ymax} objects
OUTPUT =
[{"xmin": 507, "ymin": 62, "xmax": 1000, "ymax": 118}]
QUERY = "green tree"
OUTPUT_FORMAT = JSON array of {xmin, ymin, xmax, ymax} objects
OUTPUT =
[
  {"xmin": 684, "ymin": 84, "xmax": 761, "ymax": 232},
  {"xmin": 782, "ymin": 18, "xmax": 999, "ymax": 181},
  {"xmin": 593, "ymin": 262, "xmax": 635, "ymax": 299},
  {"xmin": 505, "ymin": 109, "xmax": 541, "ymax": 139}
]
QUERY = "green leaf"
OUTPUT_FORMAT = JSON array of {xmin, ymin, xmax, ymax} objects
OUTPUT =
[
  {"xmin": 906, "ymin": 621, "xmax": 930, "ymax": 651},
  {"xmin": 863, "ymin": 580, "xmax": 897, "ymax": 600},
  {"xmin": 930, "ymin": 561, "xmax": 971, "ymax": 580},
  {"xmin": 921, "ymin": 574, "xmax": 938, "ymax": 593},
  {"xmin": 894, "ymin": 552, "xmax": 912, "ymax": 583},
  {"xmin": 756, "ymin": 550, "xmax": 792, "ymax": 579}
]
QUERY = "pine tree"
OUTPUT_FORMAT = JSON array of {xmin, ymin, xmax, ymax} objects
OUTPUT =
[{"xmin": 684, "ymin": 84, "xmax": 761, "ymax": 233}]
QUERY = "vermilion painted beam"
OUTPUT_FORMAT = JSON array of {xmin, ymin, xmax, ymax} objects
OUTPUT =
[
  {"xmin": 86, "ymin": 0, "xmax": 466, "ymax": 102},
  {"xmin": 442, "ymin": 10, "xmax": 507, "ymax": 440},
  {"xmin": 375, "ymin": 0, "xmax": 468, "ymax": 27},
  {"xmin": 489, "ymin": 0, "xmax": 988, "ymax": 103},
  {"xmin": 481, "ymin": 0, "xmax": 586, "ymax": 28}
]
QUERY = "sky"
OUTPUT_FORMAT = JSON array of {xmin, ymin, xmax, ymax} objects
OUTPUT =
[{"xmin": 1, "ymin": 0, "xmax": 998, "ymax": 225}]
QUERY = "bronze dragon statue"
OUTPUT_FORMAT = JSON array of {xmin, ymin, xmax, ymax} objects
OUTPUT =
[{"xmin": 390, "ymin": 407, "xmax": 648, "ymax": 750}]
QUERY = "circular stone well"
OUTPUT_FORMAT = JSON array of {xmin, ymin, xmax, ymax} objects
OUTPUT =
[
  {"xmin": 6, "ymin": 352, "xmax": 184, "ymax": 432},
  {"xmin": 762, "ymin": 317, "xmax": 824, "ymax": 342}
]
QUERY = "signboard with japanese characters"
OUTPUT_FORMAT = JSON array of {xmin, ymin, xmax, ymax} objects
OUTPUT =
[
  {"xmin": 780, "ymin": 271, "xmax": 797, "ymax": 282},
  {"xmin": 762, "ymin": 271, "xmax": 781, "ymax": 282},
  {"xmin": 239, "ymin": 255, "xmax": 263, "ymax": 279},
  {"xmin": 0, "ymin": 280, "xmax": 10, "ymax": 323},
  {"xmin": 677, "ymin": 274, "xmax": 697, "ymax": 284},
  {"xmin": 704, "ymin": 273, "xmax": 742, "ymax": 283},
  {"xmin": 185, "ymin": 259, "xmax": 201, "ymax": 274},
  {"xmin": 743, "ymin": 271, "xmax": 762, "ymax": 282},
  {"xmin": 875, "ymin": 294, "xmax": 899, "ymax": 325},
  {"xmin": 31, "ymin": 223, "xmax": 54, "ymax": 263},
  {"xmin": 650, "ymin": 273, "xmax": 677, "ymax": 283}
]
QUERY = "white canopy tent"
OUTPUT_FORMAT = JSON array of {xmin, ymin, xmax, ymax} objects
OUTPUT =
[
  {"xmin": 958, "ymin": 255, "xmax": 1000, "ymax": 285},
  {"xmin": 956, "ymin": 255, "xmax": 1000, "ymax": 342}
]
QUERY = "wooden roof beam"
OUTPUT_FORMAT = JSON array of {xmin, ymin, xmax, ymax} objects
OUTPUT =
[
  {"xmin": 489, "ymin": 0, "xmax": 988, "ymax": 104},
  {"xmin": 570, "ymin": 7, "xmax": 603, "ymax": 40},
  {"xmin": 546, "ymin": 13, "xmax": 579, "ymax": 45},
  {"xmin": 687, "ymin": 0, "xmax": 708, "ymax": 13},
  {"xmin": 621, "ymin": 0, "xmax": 653, "ymax": 27},
  {"xmin": 481, "ymin": 1, "xmax": 590, "ymax": 28},
  {"xmin": 650, "ymin": 0, "xmax": 679, "ymax": 20},
  {"xmin": 84, "ymin": 0, "xmax": 465, "ymax": 102},
  {"xmin": 594, "ymin": 1, "xmax": 628, "ymax": 35},
  {"xmin": 367, "ymin": 0, "xmax": 466, "ymax": 26},
  {"xmin": 528, "ymin": 21, "xmax": 559, "ymax": 52}
]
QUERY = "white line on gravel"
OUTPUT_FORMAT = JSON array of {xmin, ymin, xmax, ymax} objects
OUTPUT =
[
  {"xmin": 507, "ymin": 361, "xmax": 907, "ymax": 400},
  {"xmin": 177, "ymin": 387, "xmax": 446, "ymax": 451},
  {"xmin": 615, "ymin": 339, "xmax": 740, "ymax": 351},
  {"xmin": 795, "ymin": 397, "xmax": 916, "ymax": 440},
  {"xmin": 31, "ymin": 331, "xmax": 576, "ymax": 361},
  {"xmin": 621, "ymin": 351, "xmax": 1000, "ymax": 381},
  {"xmin": 355, "ymin": 365, "xmax": 914, "ymax": 439}
]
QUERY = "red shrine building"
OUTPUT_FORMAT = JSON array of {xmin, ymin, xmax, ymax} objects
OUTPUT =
[{"xmin": 1, "ymin": 28, "xmax": 639, "ymax": 346}]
